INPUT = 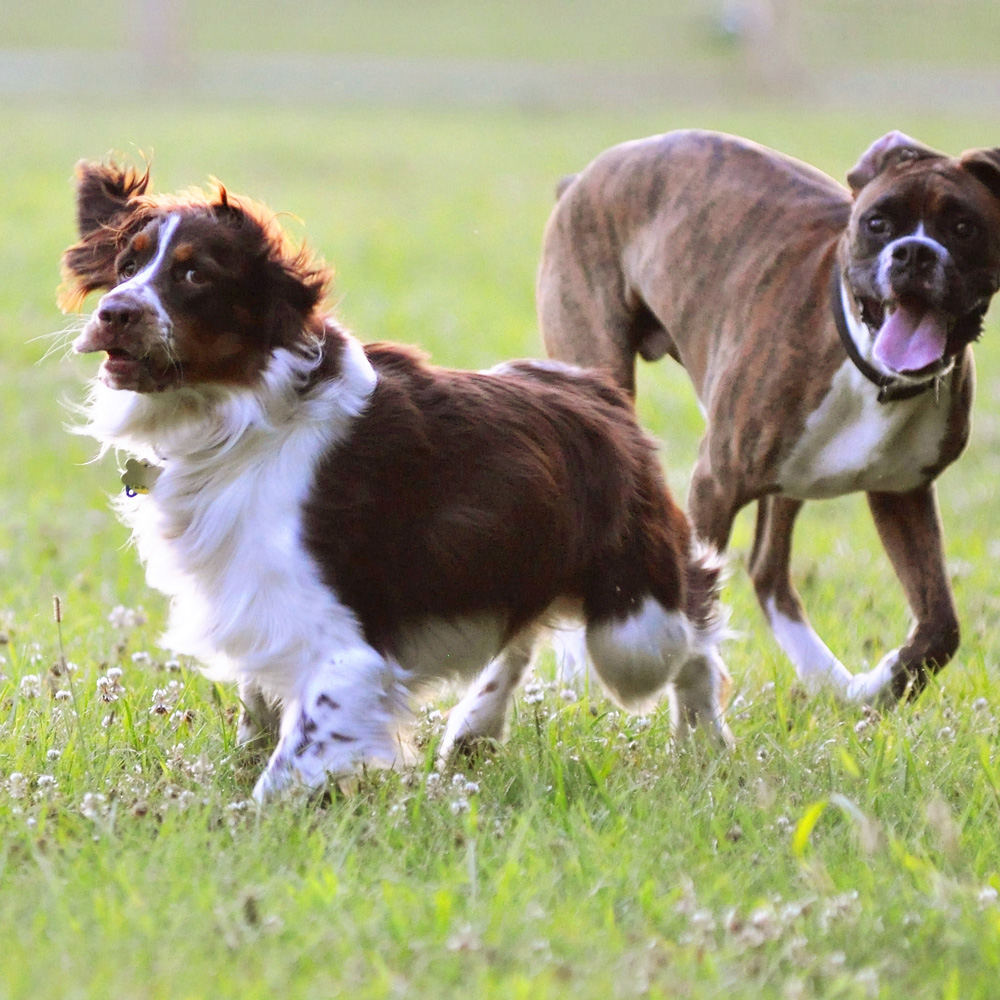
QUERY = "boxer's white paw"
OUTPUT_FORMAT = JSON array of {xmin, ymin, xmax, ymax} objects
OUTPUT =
[
  {"xmin": 845, "ymin": 650, "xmax": 900, "ymax": 707},
  {"xmin": 765, "ymin": 599, "xmax": 855, "ymax": 694}
]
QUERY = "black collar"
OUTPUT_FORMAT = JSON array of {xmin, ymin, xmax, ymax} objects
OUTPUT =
[{"xmin": 830, "ymin": 266, "xmax": 932, "ymax": 404}]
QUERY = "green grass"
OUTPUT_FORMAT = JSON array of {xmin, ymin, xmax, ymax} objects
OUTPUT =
[{"xmin": 2, "ymin": 101, "xmax": 1000, "ymax": 999}]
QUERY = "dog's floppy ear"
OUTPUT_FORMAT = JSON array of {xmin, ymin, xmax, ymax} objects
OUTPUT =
[
  {"xmin": 847, "ymin": 131, "xmax": 943, "ymax": 194},
  {"xmin": 209, "ymin": 183, "xmax": 330, "ymax": 322},
  {"xmin": 59, "ymin": 160, "xmax": 151, "ymax": 311},
  {"xmin": 74, "ymin": 159, "xmax": 150, "ymax": 238},
  {"xmin": 959, "ymin": 147, "xmax": 1000, "ymax": 204}
]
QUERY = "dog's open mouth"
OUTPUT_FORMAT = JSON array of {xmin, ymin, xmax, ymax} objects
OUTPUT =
[
  {"xmin": 861, "ymin": 296, "xmax": 951, "ymax": 376},
  {"xmin": 101, "ymin": 347, "xmax": 145, "ymax": 378}
]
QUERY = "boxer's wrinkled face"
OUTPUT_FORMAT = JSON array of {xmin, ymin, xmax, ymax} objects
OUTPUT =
[{"xmin": 843, "ymin": 134, "xmax": 1000, "ymax": 378}]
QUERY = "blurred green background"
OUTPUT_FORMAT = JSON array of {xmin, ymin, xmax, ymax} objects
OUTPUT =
[
  {"xmin": 2, "ymin": 0, "xmax": 1000, "ymax": 635},
  {"xmin": 3, "ymin": 0, "xmax": 1000, "ymax": 108}
]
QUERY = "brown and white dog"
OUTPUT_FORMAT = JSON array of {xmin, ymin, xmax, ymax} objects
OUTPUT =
[
  {"xmin": 538, "ymin": 130, "xmax": 1000, "ymax": 706},
  {"xmin": 60, "ymin": 160, "xmax": 732, "ymax": 801}
]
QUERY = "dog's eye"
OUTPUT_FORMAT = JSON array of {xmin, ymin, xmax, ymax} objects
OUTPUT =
[
  {"xmin": 865, "ymin": 214, "xmax": 890, "ymax": 237},
  {"xmin": 953, "ymin": 219, "xmax": 978, "ymax": 240},
  {"xmin": 119, "ymin": 260, "xmax": 138, "ymax": 279},
  {"xmin": 183, "ymin": 268, "xmax": 210, "ymax": 287}
]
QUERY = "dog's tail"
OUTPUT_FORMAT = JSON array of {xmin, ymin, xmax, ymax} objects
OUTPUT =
[
  {"xmin": 685, "ymin": 540, "xmax": 728, "ymax": 641},
  {"xmin": 685, "ymin": 539, "xmax": 732, "ymax": 710},
  {"xmin": 555, "ymin": 173, "xmax": 579, "ymax": 200}
]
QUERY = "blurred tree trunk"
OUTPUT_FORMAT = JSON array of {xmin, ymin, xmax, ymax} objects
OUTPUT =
[
  {"xmin": 130, "ymin": 0, "xmax": 189, "ymax": 90},
  {"xmin": 740, "ymin": 0, "xmax": 805, "ymax": 94}
]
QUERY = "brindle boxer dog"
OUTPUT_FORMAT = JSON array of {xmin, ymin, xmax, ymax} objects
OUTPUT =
[{"xmin": 538, "ymin": 129, "xmax": 1000, "ymax": 705}]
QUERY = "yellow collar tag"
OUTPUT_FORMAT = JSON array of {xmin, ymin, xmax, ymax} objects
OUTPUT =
[{"xmin": 121, "ymin": 459, "xmax": 162, "ymax": 497}]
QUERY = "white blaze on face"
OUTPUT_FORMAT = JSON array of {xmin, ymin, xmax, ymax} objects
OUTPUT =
[
  {"xmin": 874, "ymin": 223, "xmax": 949, "ymax": 299},
  {"xmin": 97, "ymin": 213, "xmax": 182, "ymax": 331}
]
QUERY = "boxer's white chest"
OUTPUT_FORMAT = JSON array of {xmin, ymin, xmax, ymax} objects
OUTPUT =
[{"xmin": 776, "ymin": 360, "xmax": 951, "ymax": 499}]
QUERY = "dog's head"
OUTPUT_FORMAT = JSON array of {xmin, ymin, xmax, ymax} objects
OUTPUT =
[
  {"xmin": 842, "ymin": 131, "xmax": 1000, "ymax": 379},
  {"xmin": 60, "ymin": 160, "xmax": 331, "ymax": 392}
]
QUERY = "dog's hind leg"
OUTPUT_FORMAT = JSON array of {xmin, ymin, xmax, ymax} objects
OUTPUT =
[
  {"xmin": 586, "ymin": 597, "xmax": 732, "ymax": 746},
  {"xmin": 749, "ymin": 494, "xmax": 855, "ymax": 694},
  {"xmin": 438, "ymin": 625, "xmax": 541, "ymax": 761},
  {"xmin": 585, "ymin": 596, "xmax": 693, "ymax": 710},
  {"xmin": 671, "ymin": 649, "xmax": 734, "ymax": 748}
]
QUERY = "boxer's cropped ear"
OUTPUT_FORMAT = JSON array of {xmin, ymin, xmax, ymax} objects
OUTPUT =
[
  {"xmin": 960, "ymin": 148, "xmax": 1000, "ymax": 203},
  {"xmin": 847, "ymin": 131, "xmax": 941, "ymax": 194}
]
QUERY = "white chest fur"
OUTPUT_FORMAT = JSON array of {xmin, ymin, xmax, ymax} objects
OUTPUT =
[
  {"xmin": 81, "ymin": 342, "xmax": 377, "ymax": 701},
  {"xmin": 777, "ymin": 359, "xmax": 951, "ymax": 500},
  {"xmin": 131, "ymin": 410, "xmax": 344, "ymax": 693}
]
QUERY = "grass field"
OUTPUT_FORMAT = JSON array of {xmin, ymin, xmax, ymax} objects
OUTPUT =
[{"xmin": 2, "ymin": 101, "xmax": 1000, "ymax": 999}]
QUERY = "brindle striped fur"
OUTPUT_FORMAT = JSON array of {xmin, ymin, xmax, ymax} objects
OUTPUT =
[{"xmin": 538, "ymin": 129, "xmax": 1000, "ymax": 704}]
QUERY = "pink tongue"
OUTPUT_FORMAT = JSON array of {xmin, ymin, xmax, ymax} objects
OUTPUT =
[{"xmin": 872, "ymin": 305, "xmax": 948, "ymax": 374}]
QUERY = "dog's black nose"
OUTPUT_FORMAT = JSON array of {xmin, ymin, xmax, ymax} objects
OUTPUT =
[
  {"xmin": 98, "ymin": 301, "xmax": 142, "ymax": 328},
  {"xmin": 891, "ymin": 239, "xmax": 939, "ymax": 274}
]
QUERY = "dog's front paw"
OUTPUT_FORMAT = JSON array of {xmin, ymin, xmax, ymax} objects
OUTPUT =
[
  {"xmin": 437, "ymin": 703, "xmax": 505, "ymax": 765},
  {"xmin": 845, "ymin": 650, "xmax": 906, "ymax": 707}
]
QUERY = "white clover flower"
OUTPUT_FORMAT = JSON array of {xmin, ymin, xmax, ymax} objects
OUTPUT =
[
  {"xmin": 523, "ymin": 682, "xmax": 544, "ymax": 705},
  {"xmin": 19, "ymin": 674, "xmax": 42, "ymax": 699},
  {"xmin": 189, "ymin": 755, "xmax": 215, "ymax": 781},
  {"xmin": 463, "ymin": 780, "xmax": 480, "ymax": 795},
  {"xmin": 80, "ymin": 792, "xmax": 107, "ymax": 820},
  {"xmin": 783, "ymin": 978, "xmax": 807, "ymax": 1000},
  {"xmin": 559, "ymin": 688, "xmax": 578, "ymax": 702},
  {"xmin": 972, "ymin": 697, "xmax": 990, "ymax": 712},
  {"xmin": 46, "ymin": 749, "xmax": 61, "ymax": 762},
  {"xmin": 450, "ymin": 797, "xmax": 470, "ymax": 815},
  {"xmin": 7, "ymin": 772, "xmax": 28, "ymax": 799},
  {"xmin": 107, "ymin": 605, "xmax": 147, "ymax": 630},
  {"xmin": 36, "ymin": 774, "xmax": 57, "ymax": 790},
  {"xmin": 824, "ymin": 952, "xmax": 847, "ymax": 975},
  {"xmin": 130, "ymin": 651, "xmax": 150, "ymax": 665},
  {"xmin": 855, "ymin": 968, "xmax": 879, "ymax": 1000},
  {"xmin": 978, "ymin": 886, "xmax": 999, "ymax": 908},
  {"xmin": 54, "ymin": 689, "xmax": 72, "ymax": 702},
  {"xmin": 96, "ymin": 671, "xmax": 125, "ymax": 703},
  {"xmin": 173, "ymin": 789, "xmax": 196, "ymax": 811},
  {"xmin": 150, "ymin": 679, "xmax": 184, "ymax": 716}
]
